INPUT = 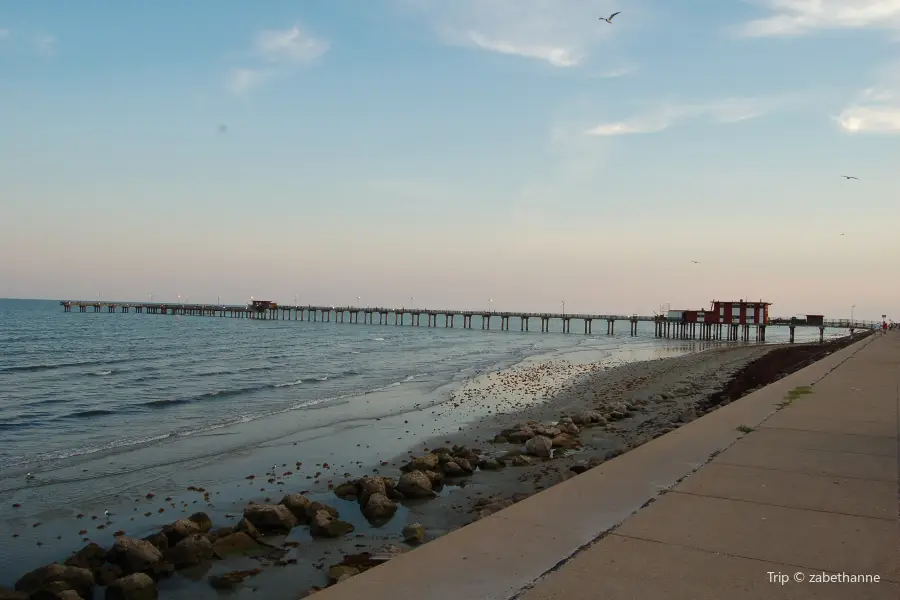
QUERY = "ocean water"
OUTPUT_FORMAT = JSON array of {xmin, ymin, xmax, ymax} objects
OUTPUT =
[{"xmin": 0, "ymin": 298, "xmax": 843, "ymax": 475}]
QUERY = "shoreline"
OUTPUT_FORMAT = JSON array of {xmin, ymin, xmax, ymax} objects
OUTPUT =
[{"xmin": 0, "ymin": 333, "xmax": 866, "ymax": 598}]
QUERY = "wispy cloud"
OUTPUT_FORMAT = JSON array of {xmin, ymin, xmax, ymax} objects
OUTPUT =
[
  {"xmin": 734, "ymin": 0, "xmax": 900, "ymax": 38},
  {"xmin": 838, "ymin": 66, "xmax": 900, "ymax": 133},
  {"xmin": 226, "ymin": 68, "xmax": 274, "ymax": 95},
  {"xmin": 399, "ymin": 0, "xmax": 626, "ymax": 68},
  {"xmin": 584, "ymin": 98, "xmax": 768, "ymax": 136},
  {"xmin": 256, "ymin": 25, "xmax": 329, "ymax": 64},
  {"xmin": 227, "ymin": 24, "xmax": 327, "ymax": 95},
  {"xmin": 34, "ymin": 33, "xmax": 56, "ymax": 56}
]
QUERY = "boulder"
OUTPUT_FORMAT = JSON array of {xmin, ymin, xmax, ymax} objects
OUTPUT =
[
  {"xmin": 361, "ymin": 493, "xmax": 397, "ymax": 521},
  {"xmin": 442, "ymin": 462, "xmax": 466, "ymax": 477},
  {"xmin": 401, "ymin": 523, "xmax": 425, "ymax": 545},
  {"xmin": 479, "ymin": 458, "xmax": 503, "ymax": 471},
  {"xmin": 332, "ymin": 481, "xmax": 360, "ymax": 500},
  {"xmin": 279, "ymin": 493, "xmax": 311, "ymax": 521},
  {"xmin": 106, "ymin": 537, "xmax": 163, "ymax": 576},
  {"xmin": 15, "ymin": 563, "xmax": 94, "ymax": 598},
  {"xmin": 161, "ymin": 518, "xmax": 202, "ymax": 545},
  {"xmin": 242, "ymin": 504, "xmax": 298, "ymax": 534},
  {"xmin": 141, "ymin": 532, "xmax": 168, "ymax": 552},
  {"xmin": 358, "ymin": 476, "xmax": 388, "ymax": 505},
  {"xmin": 511, "ymin": 455, "xmax": 533, "ymax": 467},
  {"xmin": 212, "ymin": 532, "xmax": 264, "ymax": 559},
  {"xmin": 63, "ymin": 542, "xmax": 106, "ymax": 573},
  {"xmin": 14, "ymin": 564, "xmax": 94, "ymax": 599},
  {"xmin": 96, "ymin": 564, "xmax": 124, "ymax": 586},
  {"xmin": 205, "ymin": 526, "xmax": 234, "ymax": 544},
  {"xmin": 304, "ymin": 502, "xmax": 338, "ymax": 521},
  {"xmin": 327, "ymin": 565, "xmax": 360, "ymax": 585},
  {"xmin": 187, "ymin": 512, "xmax": 212, "ymax": 533},
  {"xmin": 164, "ymin": 535, "xmax": 214, "ymax": 568},
  {"xmin": 532, "ymin": 424, "xmax": 562, "ymax": 438},
  {"xmin": 396, "ymin": 471, "xmax": 434, "ymax": 499},
  {"xmin": 0, "ymin": 588, "xmax": 27, "ymax": 600},
  {"xmin": 525, "ymin": 435, "xmax": 553, "ymax": 458},
  {"xmin": 401, "ymin": 453, "xmax": 439, "ymax": 472},
  {"xmin": 233, "ymin": 518, "xmax": 262, "ymax": 541},
  {"xmin": 106, "ymin": 573, "xmax": 158, "ymax": 600},
  {"xmin": 452, "ymin": 457, "xmax": 474, "ymax": 473},
  {"xmin": 424, "ymin": 470, "xmax": 443, "ymax": 487},
  {"xmin": 551, "ymin": 433, "xmax": 580, "ymax": 450},
  {"xmin": 507, "ymin": 428, "xmax": 535, "ymax": 443},
  {"xmin": 309, "ymin": 510, "xmax": 355, "ymax": 538}
]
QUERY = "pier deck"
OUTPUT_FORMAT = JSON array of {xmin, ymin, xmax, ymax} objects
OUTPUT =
[
  {"xmin": 59, "ymin": 300, "xmax": 877, "ymax": 343},
  {"xmin": 312, "ymin": 332, "xmax": 899, "ymax": 600}
]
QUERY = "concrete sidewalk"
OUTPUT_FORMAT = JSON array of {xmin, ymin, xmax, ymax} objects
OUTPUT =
[
  {"xmin": 313, "ymin": 333, "xmax": 898, "ymax": 600},
  {"xmin": 521, "ymin": 332, "xmax": 899, "ymax": 600}
]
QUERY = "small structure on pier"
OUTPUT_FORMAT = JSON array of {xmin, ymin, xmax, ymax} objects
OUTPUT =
[{"xmin": 250, "ymin": 300, "xmax": 276, "ymax": 311}]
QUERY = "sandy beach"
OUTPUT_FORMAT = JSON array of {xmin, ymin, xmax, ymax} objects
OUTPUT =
[{"xmin": 1, "ymin": 333, "xmax": 866, "ymax": 599}]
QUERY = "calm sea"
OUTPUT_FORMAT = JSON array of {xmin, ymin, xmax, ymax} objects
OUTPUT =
[{"xmin": 0, "ymin": 298, "xmax": 834, "ymax": 475}]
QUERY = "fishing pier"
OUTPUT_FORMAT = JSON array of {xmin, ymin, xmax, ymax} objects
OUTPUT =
[{"xmin": 59, "ymin": 300, "xmax": 876, "ymax": 344}]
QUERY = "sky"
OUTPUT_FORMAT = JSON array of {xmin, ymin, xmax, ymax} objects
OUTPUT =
[{"xmin": 1, "ymin": 0, "xmax": 898, "ymax": 320}]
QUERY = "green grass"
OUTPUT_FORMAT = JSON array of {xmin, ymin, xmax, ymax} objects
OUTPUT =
[
  {"xmin": 736, "ymin": 425, "xmax": 755, "ymax": 433},
  {"xmin": 778, "ymin": 385, "xmax": 813, "ymax": 408}
]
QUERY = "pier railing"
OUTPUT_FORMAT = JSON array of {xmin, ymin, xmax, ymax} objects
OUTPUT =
[{"xmin": 59, "ymin": 300, "xmax": 878, "ymax": 343}]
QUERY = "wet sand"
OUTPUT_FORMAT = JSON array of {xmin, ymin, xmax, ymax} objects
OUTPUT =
[{"xmin": 2, "ymin": 338, "xmax": 787, "ymax": 598}]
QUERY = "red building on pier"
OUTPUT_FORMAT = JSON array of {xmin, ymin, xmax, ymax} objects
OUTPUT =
[{"xmin": 667, "ymin": 300, "xmax": 771, "ymax": 324}]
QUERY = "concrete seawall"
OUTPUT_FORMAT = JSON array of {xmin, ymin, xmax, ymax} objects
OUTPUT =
[{"xmin": 313, "ymin": 332, "xmax": 898, "ymax": 599}]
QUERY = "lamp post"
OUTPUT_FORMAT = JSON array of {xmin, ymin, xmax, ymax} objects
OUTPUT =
[
  {"xmin": 357, "ymin": 296, "xmax": 360, "ymax": 308},
  {"xmin": 561, "ymin": 300, "xmax": 566, "ymax": 315},
  {"xmin": 851, "ymin": 305, "xmax": 855, "ymax": 326},
  {"xmin": 489, "ymin": 298, "xmax": 493, "ymax": 313}
]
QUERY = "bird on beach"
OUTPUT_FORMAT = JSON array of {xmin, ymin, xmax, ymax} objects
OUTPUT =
[
  {"xmin": 25, "ymin": 472, "xmax": 34, "ymax": 480},
  {"xmin": 841, "ymin": 175, "xmax": 859, "ymax": 180},
  {"xmin": 104, "ymin": 509, "xmax": 112, "ymax": 521},
  {"xmin": 600, "ymin": 11, "xmax": 621, "ymax": 23}
]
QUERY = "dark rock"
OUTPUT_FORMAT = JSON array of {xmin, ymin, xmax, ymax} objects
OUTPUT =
[
  {"xmin": 327, "ymin": 565, "xmax": 359, "ymax": 584},
  {"xmin": 309, "ymin": 511, "xmax": 355, "ymax": 538},
  {"xmin": 63, "ymin": 542, "xmax": 106, "ymax": 573},
  {"xmin": 212, "ymin": 533, "xmax": 264, "ymax": 559},
  {"xmin": 361, "ymin": 493, "xmax": 397, "ymax": 521},
  {"xmin": 96, "ymin": 564, "xmax": 124, "ymax": 586},
  {"xmin": 141, "ymin": 533, "xmax": 168, "ymax": 553},
  {"xmin": 0, "ymin": 588, "xmax": 27, "ymax": 600},
  {"xmin": 304, "ymin": 502, "xmax": 338, "ymax": 521},
  {"xmin": 242, "ymin": 504, "xmax": 298, "ymax": 534},
  {"xmin": 14, "ymin": 564, "xmax": 94, "ymax": 599},
  {"xmin": 186, "ymin": 513, "xmax": 212, "ymax": 533},
  {"xmin": 396, "ymin": 471, "xmax": 434, "ymax": 499},
  {"xmin": 442, "ymin": 461, "xmax": 466, "ymax": 477},
  {"xmin": 161, "ymin": 519, "xmax": 202, "ymax": 545},
  {"xmin": 479, "ymin": 459, "xmax": 503, "ymax": 471},
  {"xmin": 401, "ymin": 523, "xmax": 425, "ymax": 545},
  {"xmin": 332, "ymin": 482, "xmax": 359, "ymax": 500},
  {"xmin": 279, "ymin": 493, "xmax": 311, "ymax": 522},
  {"xmin": 525, "ymin": 435, "xmax": 553, "ymax": 458},
  {"xmin": 163, "ymin": 535, "xmax": 214, "ymax": 568},
  {"xmin": 106, "ymin": 573, "xmax": 158, "ymax": 600},
  {"xmin": 107, "ymin": 537, "xmax": 164, "ymax": 575}
]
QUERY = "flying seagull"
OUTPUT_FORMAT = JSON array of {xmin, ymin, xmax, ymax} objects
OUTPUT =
[
  {"xmin": 600, "ymin": 11, "xmax": 621, "ymax": 23},
  {"xmin": 691, "ymin": 260, "xmax": 700, "ymax": 264},
  {"xmin": 841, "ymin": 175, "xmax": 859, "ymax": 180}
]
